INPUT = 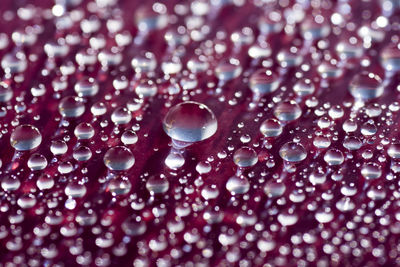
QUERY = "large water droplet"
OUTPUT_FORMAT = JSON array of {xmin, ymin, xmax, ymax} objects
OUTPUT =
[
  {"xmin": 279, "ymin": 142, "xmax": 307, "ymax": 162},
  {"xmin": 380, "ymin": 43, "xmax": 400, "ymax": 72},
  {"xmin": 10, "ymin": 124, "xmax": 42, "ymax": 151},
  {"xmin": 146, "ymin": 175, "xmax": 169, "ymax": 195},
  {"xmin": 260, "ymin": 118, "xmax": 282, "ymax": 137},
  {"xmin": 249, "ymin": 69, "xmax": 279, "ymax": 95},
  {"xmin": 104, "ymin": 146, "xmax": 135, "ymax": 171},
  {"xmin": 163, "ymin": 101, "xmax": 217, "ymax": 143},
  {"xmin": 274, "ymin": 101, "xmax": 302, "ymax": 121},
  {"xmin": 28, "ymin": 153, "xmax": 47, "ymax": 170},
  {"xmin": 226, "ymin": 175, "xmax": 250, "ymax": 195},
  {"xmin": 349, "ymin": 72, "xmax": 383, "ymax": 100},
  {"xmin": 74, "ymin": 123, "xmax": 94, "ymax": 140},
  {"xmin": 293, "ymin": 79, "xmax": 315, "ymax": 97},
  {"xmin": 215, "ymin": 59, "xmax": 242, "ymax": 82},
  {"xmin": 388, "ymin": 143, "xmax": 400, "ymax": 159},
  {"xmin": 59, "ymin": 96, "xmax": 85, "ymax": 118},
  {"xmin": 233, "ymin": 147, "xmax": 258, "ymax": 168},
  {"xmin": 74, "ymin": 77, "xmax": 99, "ymax": 97},
  {"xmin": 165, "ymin": 152, "xmax": 185, "ymax": 169},
  {"xmin": 324, "ymin": 149, "xmax": 344, "ymax": 166},
  {"xmin": 361, "ymin": 162, "xmax": 382, "ymax": 179}
]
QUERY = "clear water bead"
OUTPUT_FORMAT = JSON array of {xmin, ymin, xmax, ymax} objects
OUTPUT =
[
  {"xmin": 121, "ymin": 130, "xmax": 138, "ymax": 145},
  {"xmin": 380, "ymin": 43, "xmax": 400, "ymax": 72},
  {"xmin": 349, "ymin": 72, "xmax": 383, "ymax": 100},
  {"xmin": 274, "ymin": 101, "xmax": 302, "ymax": 121},
  {"xmin": 59, "ymin": 96, "xmax": 85, "ymax": 118},
  {"xmin": 104, "ymin": 146, "xmax": 135, "ymax": 171},
  {"xmin": 233, "ymin": 147, "xmax": 258, "ymax": 168},
  {"xmin": 388, "ymin": 144, "xmax": 400, "ymax": 159},
  {"xmin": 74, "ymin": 123, "xmax": 94, "ymax": 140},
  {"xmin": 215, "ymin": 59, "xmax": 242, "ymax": 82},
  {"xmin": 226, "ymin": 175, "xmax": 250, "ymax": 195},
  {"xmin": 249, "ymin": 69, "xmax": 279, "ymax": 95},
  {"xmin": 293, "ymin": 79, "xmax": 315, "ymax": 97},
  {"xmin": 27, "ymin": 153, "xmax": 47, "ymax": 170},
  {"xmin": 74, "ymin": 77, "xmax": 99, "ymax": 97},
  {"xmin": 279, "ymin": 142, "xmax": 307, "ymax": 162},
  {"xmin": 163, "ymin": 101, "xmax": 218, "ymax": 143},
  {"xmin": 361, "ymin": 163, "xmax": 382, "ymax": 180},
  {"xmin": 324, "ymin": 149, "xmax": 344, "ymax": 166},
  {"xmin": 260, "ymin": 118, "xmax": 282, "ymax": 137},
  {"xmin": 10, "ymin": 124, "xmax": 42, "ymax": 151}
]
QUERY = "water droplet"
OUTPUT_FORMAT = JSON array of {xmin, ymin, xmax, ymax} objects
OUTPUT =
[
  {"xmin": 37, "ymin": 175, "xmax": 54, "ymax": 190},
  {"xmin": 381, "ymin": 43, "xmax": 400, "ymax": 72},
  {"xmin": 201, "ymin": 184, "xmax": 219, "ymax": 199},
  {"xmin": 163, "ymin": 101, "xmax": 217, "ymax": 143},
  {"xmin": 65, "ymin": 182, "xmax": 87, "ymax": 198},
  {"xmin": 361, "ymin": 162, "xmax": 382, "ymax": 179},
  {"xmin": 277, "ymin": 48, "xmax": 302, "ymax": 68},
  {"xmin": 51, "ymin": 140, "xmax": 68, "ymax": 155},
  {"xmin": 122, "ymin": 216, "xmax": 146, "ymax": 236},
  {"xmin": 135, "ymin": 80, "xmax": 157, "ymax": 97},
  {"xmin": 279, "ymin": 142, "xmax": 307, "ymax": 162},
  {"xmin": 73, "ymin": 146, "xmax": 92, "ymax": 161},
  {"xmin": 131, "ymin": 51, "xmax": 156, "ymax": 73},
  {"xmin": 91, "ymin": 101, "xmax": 107, "ymax": 116},
  {"xmin": 233, "ymin": 147, "xmax": 258, "ymax": 168},
  {"xmin": 59, "ymin": 96, "xmax": 85, "ymax": 118},
  {"xmin": 260, "ymin": 118, "xmax": 282, "ymax": 137},
  {"xmin": 1, "ymin": 52, "xmax": 27, "ymax": 74},
  {"xmin": 121, "ymin": 130, "xmax": 138, "ymax": 145},
  {"xmin": 300, "ymin": 17, "xmax": 330, "ymax": 40},
  {"xmin": 249, "ymin": 69, "xmax": 279, "ymax": 96},
  {"xmin": 263, "ymin": 181, "xmax": 286, "ymax": 198},
  {"xmin": 274, "ymin": 101, "xmax": 302, "ymax": 121},
  {"xmin": 226, "ymin": 175, "xmax": 250, "ymax": 195},
  {"xmin": 104, "ymin": 146, "xmax": 135, "ymax": 171},
  {"xmin": 10, "ymin": 124, "xmax": 42, "ymax": 151},
  {"xmin": 146, "ymin": 175, "xmax": 169, "ymax": 195},
  {"xmin": 343, "ymin": 136, "xmax": 362, "ymax": 151},
  {"xmin": 0, "ymin": 84, "xmax": 13, "ymax": 102},
  {"xmin": 258, "ymin": 12, "xmax": 284, "ymax": 35},
  {"xmin": 388, "ymin": 144, "xmax": 400, "ymax": 159},
  {"xmin": 135, "ymin": 6, "xmax": 168, "ymax": 32},
  {"xmin": 74, "ymin": 77, "xmax": 99, "ymax": 97},
  {"xmin": 1, "ymin": 177, "xmax": 20, "ymax": 191},
  {"xmin": 28, "ymin": 153, "xmax": 47, "ymax": 170},
  {"xmin": 74, "ymin": 123, "xmax": 95, "ymax": 140},
  {"xmin": 215, "ymin": 59, "xmax": 242, "ymax": 82},
  {"xmin": 349, "ymin": 72, "xmax": 383, "ymax": 100},
  {"xmin": 248, "ymin": 42, "xmax": 271, "ymax": 59},
  {"xmin": 293, "ymin": 79, "xmax": 315, "ymax": 97},
  {"xmin": 196, "ymin": 161, "xmax": 211, "ymax": 174},
  {"xmin": 277, "ymin": 210, "xmax": 298, "ymax": 226},
  {"xmin": 107, "ymin": 178, "xmax": 131, "ymax": 196},
  {"xmin": 165, "ymin": 152, "xmax": 185, "ymax": 169},
  {"xmin": 336, "ymin": 39, "xmax": 363, "ymax": 60},
  {"xmin": 324, "ymin": 149, "xmax": 344, "ymax": 166},
  {"xmin": 111, "ymin": 107, "xmax": 132, "ymax": 125}
]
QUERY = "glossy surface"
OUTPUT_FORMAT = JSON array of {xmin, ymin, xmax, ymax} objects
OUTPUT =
[{"xmin": 0, "ymin": 0, "xmax": 399, "ymax": 266}]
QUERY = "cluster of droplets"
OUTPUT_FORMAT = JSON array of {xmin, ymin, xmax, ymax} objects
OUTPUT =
[{"xmin": 0, "ymin": 0, "xmax": 400, "ymax": 266}]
